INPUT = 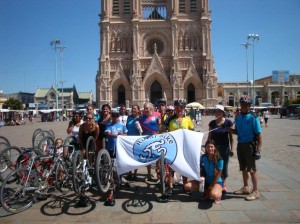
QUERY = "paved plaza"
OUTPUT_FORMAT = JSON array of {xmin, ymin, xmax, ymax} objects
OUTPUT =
[{"xmin": 0, "ymin": 115, "xmax": 300, "ymax": 223}]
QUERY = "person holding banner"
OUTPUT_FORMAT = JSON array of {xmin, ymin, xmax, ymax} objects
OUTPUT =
[
  {"xmin": 165, "ymin": 99, "xmax": 194, "ymax": 194},
  {"xmin": 184, "ymin": 139, "xmax": 224, "ymax": 204},
  {"xmin": 125, "ymin": 105, "xmax": 142, "ymax": 181},
  {"xmin": 139, "ymin": 102, "xmax": 161, "ymax": 182}
]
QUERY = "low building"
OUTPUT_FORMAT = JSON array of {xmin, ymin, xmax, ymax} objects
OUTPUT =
[
  {"xmin": 34, "ymin": 85, "xmax": 93, "ymax": 110},
  {"xmin": 218, "ymin": 74, "xmax": 300, "ymax": 107}
]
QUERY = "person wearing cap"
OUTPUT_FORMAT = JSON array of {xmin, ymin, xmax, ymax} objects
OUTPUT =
[
  {"xmin": 208, "ymin": 104, "xmax": 234, "ymax": 192},
  {"xmin": 228, "ymin": 95, "xmax": 262, "ymax": 201},
  {"xmin": 104, "ymin": 111, "xmax": 128, "ymax": 206},
  {"xmin": 165, "ymin": 99, "xmax": 194, "ymax": 195},
  {"xmin": 156, "ymin": 98, "xmax": 168, "ymax": 133}
]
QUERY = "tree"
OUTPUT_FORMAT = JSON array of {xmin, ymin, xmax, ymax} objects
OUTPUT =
[{"xmin": 2, "ymin": 98, "xmax": 23, "ymax": 110}]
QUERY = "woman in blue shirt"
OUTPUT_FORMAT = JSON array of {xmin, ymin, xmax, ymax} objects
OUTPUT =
[
  {"xmin": 125, "ymin": 105, "xmax": 141, "ymax": 180},
  {"xmin": 184, "ymin": 139, "xmax": 224, "ymax": 204}
]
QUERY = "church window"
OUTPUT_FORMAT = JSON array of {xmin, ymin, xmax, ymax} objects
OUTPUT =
[
  {"xmin": 124, "ymin": 0, "xmax": 131, "ymax": 15},
  {"xmin": 190, "ymin": 0, "xmax": 197, "ymax": 12},
  {"xmin": 112, "ymin": 0, "xmax": 119, "ymax": 16},
  {"xmin": 179, "ymin": 0, "xmax": 186, "ymax": 13}
]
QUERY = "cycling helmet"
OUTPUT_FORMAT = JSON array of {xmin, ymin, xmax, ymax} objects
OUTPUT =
[
  {"xmin": 174, "ymin": 99, "xmax": 187, "ymax": 107},
  {"xmin": 239, "ymin": 95, "xmax": 252, "ymax": 104},
  {"xmin": 156, "ymin": 98, "xmax": 167, "ymax": 106}
]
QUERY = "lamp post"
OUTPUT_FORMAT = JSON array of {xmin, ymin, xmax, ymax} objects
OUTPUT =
[
  {"xmin": 50, "ymin": 39, "xmax": 61, "ymax": 120},
  {"xmin": 58, "ymin": 45, "xmax": 67, "ymax": 112},
  {"xmin": 241, "ymin": 42, "xmax": 252, "ymax": 96},
  {"xmin": 247, "ymin": 34, "xmax": 259, "ymax": 110}
]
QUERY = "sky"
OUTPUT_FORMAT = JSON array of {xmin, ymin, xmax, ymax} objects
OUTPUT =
[{"xmin": 0, "ymin": 0, "xmax": 299, "ymax": 95}]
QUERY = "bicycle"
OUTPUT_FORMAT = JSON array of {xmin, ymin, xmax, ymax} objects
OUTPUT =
[
  {"xmin": 0, "ymin": 150, "xmax": 57, "ymax": 213},
  {"xmin": 156, "ymin": 152, "xmax": 172, "ymax": 203},
  {"xmin": 94, "ymin": 148, "xmax": 121, "ymax": 194},
  {"xmin": 0, "ymin": 146, "xmax": 42, "ymax": 182},
  {"xmin": 72, "ymin": 136, "xmax": 96, "ymax": 194}
]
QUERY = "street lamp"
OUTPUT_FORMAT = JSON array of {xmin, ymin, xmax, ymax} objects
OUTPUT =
[
  {"xmin": 241, "ymin": 42, "xmax": 252, "ymax": 96},
  {"xmin": 58, "ymin": 45, "xmax": 67, "ymax": 112},
  {"xmin": 50, "ymin": 39, "xmax": 61, "ymax": 120},
  {"xmin": 247, "ymin": 34, "xmax": 259, "ymax": 110}
]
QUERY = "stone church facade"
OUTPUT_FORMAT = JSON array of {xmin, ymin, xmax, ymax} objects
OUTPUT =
[{"xmin": 96, "ymin": 0, "xmax": 218, "ymax": 108}]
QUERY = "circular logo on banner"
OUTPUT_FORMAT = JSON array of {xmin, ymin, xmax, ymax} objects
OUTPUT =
[{"xmin": 133, "ymin": 133, "xmax": 177, "ymax": 164}]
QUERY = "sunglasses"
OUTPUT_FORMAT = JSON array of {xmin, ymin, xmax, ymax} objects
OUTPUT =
[{"xmin": 87, "ymin": 117, "xmax": 93, "ymax": 120}]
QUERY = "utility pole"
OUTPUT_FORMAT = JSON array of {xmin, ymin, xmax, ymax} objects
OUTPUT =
[
  {"xmin": 241, "ymin": 42, "xmax": 252, "ymax": 96},
  {"xmin": 50, "ymin": 39, "xmax": 61, "ymax": 120},
  {"xmin": 58, "ymin": 45, "xmax": 67, "ymax": 113}
]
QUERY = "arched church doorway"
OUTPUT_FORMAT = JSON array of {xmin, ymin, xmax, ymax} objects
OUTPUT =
[
  {"xmin": 118, "ymin": 85, "xmax": 126, "ymax": 105},
  {"xmin": 187, "ymin": 83, "xmax": 195, "ymax": 103},
  {"xmin": 150, "ymin": 80, "xmax": 162, "ymax": 106}
]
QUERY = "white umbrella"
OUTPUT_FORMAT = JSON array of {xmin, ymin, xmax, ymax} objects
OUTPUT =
[{"xmin": 186, "ymin": 102, "xmax": 205, "ymax": 109}]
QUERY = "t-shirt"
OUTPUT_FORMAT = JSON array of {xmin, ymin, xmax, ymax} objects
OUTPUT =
[
  {"xmin": 126, "ymin": 115, "xmax": 140, "ymax": 136},
  {"xmin": 168, "ymin": 116, "xmax": 194, "ymax": 131},
  {"xmin": 119, "ymin": 115, "xmax": 128, "ymax": 126},
  {"xmin": 200, "ymin": 154, "xmax": 223, "ymax": 185},
  {"xmin": 208, "ymin": 119, "xmax": 233, "ymax": 147},
  {"xmin": 263, "ymin": 111, "xmax": 270, "ymax": 119},
  {"xmin": 138, "ymin": 114, "xmax": 159, "ymax": 135},
  {"xmin": 235, "ymin": 113, "xmax": 262, "ymax": 143},
  {"xmin": 105, "ymin": 121, "xmax": 128, "ymax": 151}
]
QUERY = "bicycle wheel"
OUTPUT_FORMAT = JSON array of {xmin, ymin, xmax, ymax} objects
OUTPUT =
[
  {"xmin": 112, "ymin": 163, "xmax": 121, "ymax": 192},
  {"xmin": 37, "ymin": 136, "xmax": 55, "ymax": 153},
  {"xmin": 95, "ymin": 149, "xmax": 112, "ymax": 193},
  {"xmin": 72, "ymin": 150, "xmax": 84, "ymax": 194},
  {"xmin": 159, "ymin": 153, "xmax": 166, "ymax": 195},
  {"xmin": 0, "ymin": 136, "xmax": 10, "ymax": 150},
  {"xmin": 48, "ymin": 129, "xmax": 55, "ymax": 138},
  {"xmin": 32, "ymin": 128, "xmax": 43, "ymax": 147},
  {"xmin": 0, "ymin": 146, "xmax": 23, "ymax": 182},
  {"xmin": 0, "ymin": 142, "xmax": 9, "ymax": 154},
  {"xmin": 0, "ymin": 135, "xmax": 10, "ymax": 144},
  {"xmin": 86, "ymin": 136, "xmax": 96, "ymax": 168},
  {"xmin": 33, "ymin": 131, "xmax": 52, "ymax": 148},
  {"xmin": 0, "ymin": 168, "xmax": 38, "ymax": 213},
  {"xmin": 55, "ymin": 160, "xmax": 72, "ymax": 194}
]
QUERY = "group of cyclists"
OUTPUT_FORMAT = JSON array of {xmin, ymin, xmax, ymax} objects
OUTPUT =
[{"xmin": 64, "ymin": 94, "xmax": 262, "ymax": 206}]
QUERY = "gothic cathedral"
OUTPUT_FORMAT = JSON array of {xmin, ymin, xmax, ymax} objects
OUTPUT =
[{"xmin": 96, "ymin": 0, "xmax": 217, "ymax": 108}]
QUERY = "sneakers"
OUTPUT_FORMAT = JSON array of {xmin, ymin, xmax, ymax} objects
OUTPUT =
[
  {"xmin": 214, "ymin": 199, "xmax": 222, "ymax": 204},
  {"xmin": 234, "ymin": 186, "xmax": 252, "ymax": 195},
  {"xmin": 245, "ymin": 191, "xmax": 260, "ymax": 201}
]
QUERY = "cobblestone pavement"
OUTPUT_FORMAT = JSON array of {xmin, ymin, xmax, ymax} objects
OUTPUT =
[{"xmin": 0, "ymin": 115, "xmax": 299, "ymax": 223}]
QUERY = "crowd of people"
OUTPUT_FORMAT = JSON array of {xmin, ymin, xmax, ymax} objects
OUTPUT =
[{"xmin": 64, "ymin": 95, "xmax": 262, "ymax": 206}]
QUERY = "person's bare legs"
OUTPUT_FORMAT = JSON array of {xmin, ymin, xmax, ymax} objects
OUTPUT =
[
  {"xmin": 250, "ymin": 171, "xmax": 258, "ymax": 192},
  {"xmin": 242, "ymin": 170, "xmax": 250, "ymax": 187}
]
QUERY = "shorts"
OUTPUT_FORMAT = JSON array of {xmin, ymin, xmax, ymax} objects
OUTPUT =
[
  {"xmin": 204, "ymin": 182, "xmax": 224, "ymax": 190},
  {"xmin": 237, "ymin": 142, "xmax": 256, "ymax": 172}
]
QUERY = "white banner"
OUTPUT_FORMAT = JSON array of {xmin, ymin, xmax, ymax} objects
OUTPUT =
[{"xmin": 116, "ymin": 129, "xmax": 204, "ymax": 180}]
